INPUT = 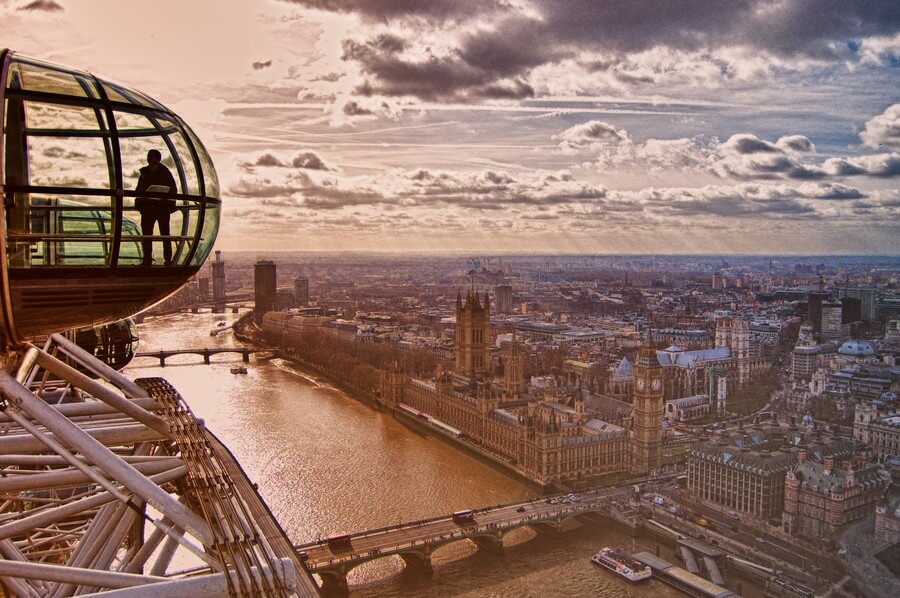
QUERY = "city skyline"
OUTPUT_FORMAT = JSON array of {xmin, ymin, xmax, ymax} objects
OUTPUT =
[{"xmin": 4, "ymin": 1, "xmax": 899, "ymax": 254}]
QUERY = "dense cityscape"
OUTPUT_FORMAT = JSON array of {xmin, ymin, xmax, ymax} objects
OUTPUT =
[{"xmin": 143, "ymin": 251, "xmax": 900, "ymax": 595}]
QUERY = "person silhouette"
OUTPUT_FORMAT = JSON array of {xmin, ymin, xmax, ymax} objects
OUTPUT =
[{"xmin": 135, "ymin": 149, "xmax": 177, "ymax": 266}]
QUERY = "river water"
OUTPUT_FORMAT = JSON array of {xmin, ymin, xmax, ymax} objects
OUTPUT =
[{"xmin": 126, "ymin": 310, "xmax": 757, "ymax": 597}]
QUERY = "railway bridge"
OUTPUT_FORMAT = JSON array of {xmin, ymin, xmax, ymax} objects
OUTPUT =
[
  {"xmin": 296, "ymin": 487, "xmax": 630, "ymax": 594},
  {"xmin": 133, "ymin": 347, "xmax": 265, "ymax": 366}
]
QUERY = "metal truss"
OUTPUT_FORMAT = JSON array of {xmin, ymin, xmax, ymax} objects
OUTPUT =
[{"xmin": 0, "ymin": 334, "xmax": 318, "ymax": 596}]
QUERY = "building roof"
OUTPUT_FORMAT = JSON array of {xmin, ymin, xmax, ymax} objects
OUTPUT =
[
  {"xmin": 657, "ymin": 346, "xmax": 731, "ymax": 367},
  {"xmin": 794, "ymin": 460, "xmax": 885, "ymax": 496},
  {"xmin": 838, "ymin": 340, "xmax": 876, "ymax": 357}
]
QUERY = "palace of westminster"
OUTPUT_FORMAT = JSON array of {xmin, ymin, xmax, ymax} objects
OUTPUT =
[{"xmin": 380, "ymin": 290, "xmax": 753, "ymax": 486}]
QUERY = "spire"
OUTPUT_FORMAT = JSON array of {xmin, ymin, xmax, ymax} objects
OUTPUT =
[{"xmin": 456, "ymin": 291, "xmax": 462, "ymax": 309}]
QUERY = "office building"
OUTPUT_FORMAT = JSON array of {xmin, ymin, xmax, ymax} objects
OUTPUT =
[
  {"xmin": 294, "ymin": 276, "xmax": 310, "ymax": 307},
  {"xmin": 495, "ymin": 284, "xmax": 513, "ymax": 314},
  {"xmin": 254, "ymin": 260, "xmax": 277, "ymax": 316},
  {"xmin": 211, "ymin": 250, "xmax": 226, "ymax": 313}
]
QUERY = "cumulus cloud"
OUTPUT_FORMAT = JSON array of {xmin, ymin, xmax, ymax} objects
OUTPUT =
[
  {"xmin": 228, "ymin": 166, "xmax": 607, "ymax": 211},
  {"xmin": 555, "ymin": 120, "xmax": 629, "ymax": 152},
  {"xmin": 284, "ymin": 1, "xmax": 900, "ymax": 102},
  {"xmin": 570, "ymin": 124, "xmax": 899, "ymax": 181},
  {"xmin": 238, "ymin": 151, "xmax": 334, "ymax": 172},
  {"xmin": 251, "ymin": 59, "xmax": 272, "ymax": 70},
  {"xmin": 861, "ymin": 104, "xmax": 900, "ymax": 149}
]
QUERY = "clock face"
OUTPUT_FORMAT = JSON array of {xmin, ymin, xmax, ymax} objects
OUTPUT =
[
  {"xmin": 636, "ymin": 378, "xmax": 645, "ymax": 390},
  {"xmin": 652, "ymin": 378, "xmax": 662, "ymax": 391}
]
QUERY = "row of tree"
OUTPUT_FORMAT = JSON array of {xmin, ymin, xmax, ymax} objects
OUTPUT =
[{"xmin": 268, "ymin": 328, "xmax": 450, "ymax": 398}]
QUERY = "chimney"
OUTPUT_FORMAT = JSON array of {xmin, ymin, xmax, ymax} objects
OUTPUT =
[{"xmin": 823, "ymin": 454, "xmax": 834, "ymax": 475}]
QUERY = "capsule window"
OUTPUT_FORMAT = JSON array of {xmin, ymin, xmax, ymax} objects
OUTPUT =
[{"xmin": 6, "ymin": 57, "xmax": 99, "ymax": 98}]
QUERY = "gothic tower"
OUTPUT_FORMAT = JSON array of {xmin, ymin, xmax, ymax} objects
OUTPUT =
[
  {"xmin": 502, "ymin": 333, "xmax": 525, "ymax": 399},
  {"xmin": 630, "ymin": 338, "xmax": 664, "ymax": 475},
  {"xmin": 380, "ymin": 362, "xmax": 406, "ymax": 408},
  {"xmin": 455, "ymin": 290, "xmax": 491, "ymax": 378},
  {"xmin": 715, "ymin": 317, "xmax": 750, "ymax": 387}
]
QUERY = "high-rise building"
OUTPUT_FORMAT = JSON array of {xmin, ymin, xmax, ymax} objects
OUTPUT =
[
  {"xmin": 211, "ymin": 250, "xmax": 226, "ymax": 313},
  {"xmin": 455, "ymin": 290, "xmax": 490, "ymax": 377},
  {"xmin": 838, "ymin": 286, "xmax": 876, "ymax": 322},
  {"xmin": 494, "ymin": 284, "xmax": 513, "ymax": 314},
  {"xmin": 630, "ymin": 340, "xmax": 665, "ymax": 475},
  {"xmin": 840, "ymin": 297, "xmax": 862, "ymax": 324},
  {"xmin": 254, "ymin": 260, "xmax": 277, "ymax": 316},
  {"xmin": 807, "ymin": 277, "xmax": 830, "ymax": 334},
  {"xmin": 294, "ymin": 276, "xmax": 309, "ymax": 307},
  {"xmin": 820, "ymin": 300, "xmax": 843, "ymax": 343}
]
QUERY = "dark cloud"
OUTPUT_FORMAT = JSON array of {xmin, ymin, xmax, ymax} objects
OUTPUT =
[
  {"xmin": 251, "ymin": 59, "xmax": 272, "ymax": 70},
  {"xmin": 281, "ymin": 1, "xmax": 504, "ymax": 22},
  {"xmin": 341, "ymin": 100, "xmax": 373, "ymax": 116},
  {"xmin": 297, "ymin": 1, "xmax": 900, "ymax": 101},
  {"xmin": 17, "ymin": 0, "xmax": 63, "ymax": 11},
  {"xmin": 291, "ymin": 152, "xmax": 331, "ymax": 170}
]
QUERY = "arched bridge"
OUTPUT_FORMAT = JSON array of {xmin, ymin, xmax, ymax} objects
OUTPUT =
[
  {"xmin": 295, "ymin": 487, "xmax": 630, "ymax": 594},
  {"xmin": 133, "ymin": 348, "xmax": 266, "ymax": 366}
]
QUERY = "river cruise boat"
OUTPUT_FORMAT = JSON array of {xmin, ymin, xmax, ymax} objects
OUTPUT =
[{"xmin": 591, "ymin": 547, "xmax": 652, "ymax": 582}]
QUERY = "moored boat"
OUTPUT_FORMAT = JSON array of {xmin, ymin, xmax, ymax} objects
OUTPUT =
[{"xmin": 591, "ymin": 547, "xmax": 652, "ymax": 582}]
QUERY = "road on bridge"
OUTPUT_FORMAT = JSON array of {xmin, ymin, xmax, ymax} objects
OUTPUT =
[{"xmin": 297, "ymin": 488, "xmax": 629, "ymax": 571}]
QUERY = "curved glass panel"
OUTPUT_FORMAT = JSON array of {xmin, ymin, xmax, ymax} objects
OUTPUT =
[
  {"xmin": 184, "ymin": 123, "xmax": 219, "ymax": 198},
  {"xmin": 191, "ymin": 202, "xmax": 220, "ymax": 266},
  {"xmin": 6, "ymin": 57, "xmax": 98, "ymax": 98}
]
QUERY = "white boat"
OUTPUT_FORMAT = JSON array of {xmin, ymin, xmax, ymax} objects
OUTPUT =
[
  {"xmin": 591, "ymin": 547, "xmax": 652, "ymax": 582},
  {"xmin": 230, "ymin": 366, "xmax": 248, "ymax": 375}
]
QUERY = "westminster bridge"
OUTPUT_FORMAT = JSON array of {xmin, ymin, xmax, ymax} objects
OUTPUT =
[{"xmin": 295, "ymin": 486, "xmax": 633, "ymax": 594}]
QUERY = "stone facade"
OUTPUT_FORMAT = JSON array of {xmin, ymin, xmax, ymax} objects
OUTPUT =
[
  {"xmin": 782, "ymin": 453, "xmax": 889, "ymax": 539},
  {"xmin": 688, "ymin": 429, "xmax": 858, "ymax": 521}
]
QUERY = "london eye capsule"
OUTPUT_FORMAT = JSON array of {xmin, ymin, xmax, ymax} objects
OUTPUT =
[{"xmin": 0, "ymin": 50, "xmax": 221, "ymax": 346}]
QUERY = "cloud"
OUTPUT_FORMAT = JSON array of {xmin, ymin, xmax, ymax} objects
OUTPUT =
[
  {"xmin": 554, "ymin": 120, "xmax": 629, "ymax": 151},
  {"xmin": 238, "ymin": 150, "xmax": 334, "ymax": 171},
  {"xmin": 228, "ymin": 165, "xmax": 608, "ymax": 211},
  {"xmin": 573, "ymin": 124, "xmax": 899, "ymax": 180},
  {"xmin": 286, "ymin": 1, "xmax": 900, "ymax": 102},
  {"xmin": 17, "ymin": 0, "xmax": 63, "ymax": 11},
  {"xmin": 861, "ymin": 103, "xmax": 900, "ymax": 149},
  {"xmin": 251, "ymin": 59, "xmax": 273, "ymax": 70}
]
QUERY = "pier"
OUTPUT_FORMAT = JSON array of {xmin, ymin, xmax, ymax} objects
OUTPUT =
[{"xmin": 632, "ymin": 552, "xmax": 738, "ymax": 598}]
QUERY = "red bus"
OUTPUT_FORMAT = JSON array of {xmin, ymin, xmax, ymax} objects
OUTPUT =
[
  {"xmin": 327, "ymin": 534, "xmax": 353, "ymax": 551},
  {"xmin": 452, "ymin": 510, "xmax": 475, "ymax": 524}
]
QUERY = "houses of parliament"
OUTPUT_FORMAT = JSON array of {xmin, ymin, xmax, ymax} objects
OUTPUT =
[{"xmin": 380, "ymin": 290, "xmax": 666, "ymax": 486}]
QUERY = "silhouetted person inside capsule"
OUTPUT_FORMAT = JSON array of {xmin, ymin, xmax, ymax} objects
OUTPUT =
[{"xmin": 135, "ymin": 149, "xmax": 177, "ymax": 266}]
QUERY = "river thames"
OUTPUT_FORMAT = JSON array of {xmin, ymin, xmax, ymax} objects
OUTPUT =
[{"xmin": 127, "ymin": 310, "xmax": 755, "ymax": 597}]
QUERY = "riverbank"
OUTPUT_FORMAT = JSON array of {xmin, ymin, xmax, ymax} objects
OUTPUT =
[{"xmin": 232, "ymin": 314, "xmax": 563, "ymax": 491}]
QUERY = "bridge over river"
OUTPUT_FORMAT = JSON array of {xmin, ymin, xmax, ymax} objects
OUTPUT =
[
  {"xmin": 133, "ymin": 347, "xmax": 267, "ymax": 366},
  {"xmin": 295, "ymin": 486, "xmax": 632, "ymax": 594}
]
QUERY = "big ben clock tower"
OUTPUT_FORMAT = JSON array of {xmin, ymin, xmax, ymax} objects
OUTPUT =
[{"xmin": 631, "ymin": 336, "xmax": 665, "ymax": 475}]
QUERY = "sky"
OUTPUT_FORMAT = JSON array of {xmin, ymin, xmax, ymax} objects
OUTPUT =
[{"xmin": 3, "ymin": 0, "xmax": 900, "ymax": 255}]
